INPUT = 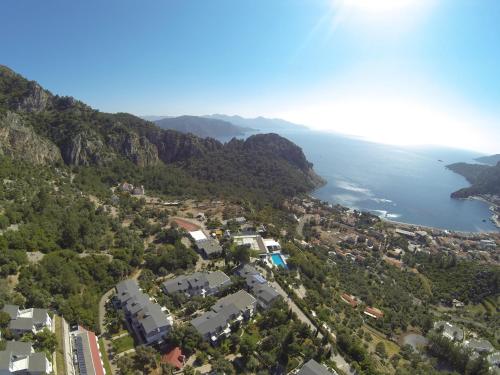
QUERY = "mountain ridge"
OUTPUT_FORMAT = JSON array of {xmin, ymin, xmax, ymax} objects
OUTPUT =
[
  {"xmin": 0, "ymin": 65, "xmax": 322, "ymax": 201},
  {"xmin": 154, "ymin": 115, "xmax": 254, "ymax": 138},
  {"xmin": 446, "ymin": 161, "xmax": 500, "ymax": 198}
]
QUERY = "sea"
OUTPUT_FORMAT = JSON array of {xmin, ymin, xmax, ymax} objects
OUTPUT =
[{"xmin": 218, "ymin": 129, "xmax": 498, "ymax": 233}]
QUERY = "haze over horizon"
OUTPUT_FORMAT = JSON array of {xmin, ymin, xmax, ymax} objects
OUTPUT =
[{"xmin": 2, "ymin": 0, "xmax": 499, "ymax": 153}]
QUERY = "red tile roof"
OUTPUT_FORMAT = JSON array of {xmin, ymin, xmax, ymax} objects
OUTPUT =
[{"xmin": 162, "ymin": 347, "xmax": 185, "ymax": 370}]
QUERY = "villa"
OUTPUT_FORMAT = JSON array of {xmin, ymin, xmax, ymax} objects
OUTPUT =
[
  {"xmin": 236, "ymin": 264, "xmax": 281, "ymax": 309},
  {"xmin": 115, "ymin": 279, "xmax": 173, "ymax": 345},
  {"xmin": 296, "ymin": 359, "xmax": 338, "ymax": 375},
  {"xmin": 190, "ymin": 290, "xmax": 257, "ymax": 343},
  {"xmin": 434, "ymin": 321, "xmax": 464, "ymax": 341},
  {"xmin": 2, "ymin": 305, "xmax": 52, "ymax": 338},
  {"xmin": 340, "ymin": 293, "xmax": 359, "ymax": 308},
  {"xmin": 0, "ymin": 341, "xmax": 52, "ymax": 375},
  {"xmin": 162, "ymin": 271, "xmax": 231, "ymax": 298}
]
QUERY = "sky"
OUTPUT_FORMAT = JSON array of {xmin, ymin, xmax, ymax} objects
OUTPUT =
[{"xmin": 1, "ymin": 0, "xmax": 499, "ymax": 153}]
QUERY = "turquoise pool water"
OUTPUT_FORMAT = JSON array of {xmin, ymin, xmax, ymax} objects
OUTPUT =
[{"xmin": 270, "ymin": 253, "xmax": 286, "ymax": 268}]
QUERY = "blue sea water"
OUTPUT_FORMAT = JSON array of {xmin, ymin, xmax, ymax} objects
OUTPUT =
[
  {"xmin": 217, "ymin": 129, "xmax": 497, "ymax": 232},
  {"xmin": 278, "ymin": 129, "xmax": 498, "ymax": 233}
]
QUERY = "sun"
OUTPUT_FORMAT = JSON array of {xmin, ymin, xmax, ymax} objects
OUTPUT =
[{"xmin": 341, "ymin": 0, "xmax": 422, "ymax": 13}]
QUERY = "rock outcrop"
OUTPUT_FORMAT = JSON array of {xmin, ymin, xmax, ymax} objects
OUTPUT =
[{"xmin": 0, "ymin": 111, "xmax": 62, "ymax": 164}]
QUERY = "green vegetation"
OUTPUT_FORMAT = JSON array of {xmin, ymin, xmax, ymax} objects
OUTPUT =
[
  {"xmin": 54, "ymin": 316, "xmax": 66, "ymax": 375},
  {"xmin": 98, "ymin": 338, "xmax": 113, "ymax": 375},
  {"xmin": 112, "ymin": 334, "xmax": 135, "ymax": 354},
  {"xmin": 447, "ymin": 161, "xmax": 500, "ymax": 197}
]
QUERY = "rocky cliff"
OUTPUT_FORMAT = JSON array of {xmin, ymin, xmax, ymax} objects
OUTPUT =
[{"xmin": 0, "ymin": 65, "xmax": 323, "ymax": 199}]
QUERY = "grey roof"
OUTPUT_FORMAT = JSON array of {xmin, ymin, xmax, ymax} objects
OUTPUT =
[
  {"xmin": 464, "ymin": 338, "xmax": 495, "ymax": 353},
  {"xmin": 298, "ymin": 359, "xmax": 336, "ymax": 375},
  {"xmin": 2, "ymin": 304, "xmax": 19, "ymax": 319},
  {"xmin": 196, "ymin": 239, "xmax": 223, "ymax": 256},
  {"xmin": 212, "ymin": 290, "xmax": 256, "ymax": 313},
  {"xmin": 162, "ymin": 271, "xmax": 230, "ymax": 295},
  {"xmin": 206, "ymin": 271, "xmax": 231, "ymax": 289},
  {"xmin": 32, "ymin": 309, "xmax": 49, "ymax": 325},
  {"xmin": 0, "ymin": 341, "xmax": 48, "ymax": 374},
  {"xmin": 252, "ymin": 283, "xmax": 281, "ymax": 304},
  {"xmin": 116, "ymin": 279, "xmax": 142, "ymax": 304},
  {"xmin": 191, "ymin": 290, "xmax": 256, "ymax": 337},
  {"xmin": 138, "ymin": 303, "xmax": 171, "ymax": 335},
  {"xmin": 125, "ymin": 292, "xmax": 151, "ymax": 316},
  {"xmin": 116, "ymin": 279, "xmax": 171, "ymax": 341},
  {"xmin": 0, "ymin": 351, "xmax": 12, "ymax": 372},
  {"xmin": 9, "ymin": 317, "xmax": 36, "ymax": 331},
  {"xmin": 236, "ymin": 264, "xmax": 260, "ymax": 278},
  {"xmin": 28, "ymin": 352, "xmax": 49, "ymax": 373},
  {"xmin": 5, "ymin": 341, "xmax": 33, "ymax": 356},
  {"xmin": 162, "ymin": 274, "xmax": 192, "ymax": 294}
]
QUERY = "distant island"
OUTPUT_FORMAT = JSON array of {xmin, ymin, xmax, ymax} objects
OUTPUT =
[
  {"xmin": 153, "ymin": 115, "xmax": 255, "ymax": 138},
  {"xmin": 475, "ymin": 154, "xmax": 500, "ymax": 166},
  {"xmin": 204, "ymin": 114, "xmax": 308, "ymax": 132}
]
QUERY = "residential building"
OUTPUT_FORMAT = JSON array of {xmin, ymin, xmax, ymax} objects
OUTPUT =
[
  {"xmin": 190, "ymin": 290, "xmax": 257, "ymax": 343},
  {"xmin": 115, "ymin": 280, "xmax": 173, "ymax": 345},
  {"xmin": 434, "ymin": 321, "xmax": 464, "ymax": 341},
  {"xmin": 196, "ymin": 238, "xmax": 223, "ymax": 258},
  {"xmin": 162, "ymin": 271, "xmax": 231, "ymax": 298},
  {"xmin": 296, "ymin": 359, "xmax": 338, "ymax": 375},
  {"xmin": 0, "ymin": 341, "xmax": 52, "ymax": 375},
  {"xmin": 161, "ymin": 347, "xmax": 185, "ymax": 371},
  {"xmin": 1, "ymin": 305, "xmax": 52, "ymax": 338},
  {"xmin": 236, "ymin": 265, "xmax": 281, "ymax": 310},
  {"xmin": 463, "ymin": 338, "xmax": 495, "ymax": 354},
  {"xmin": 233, "ymin": 235, "xmax": 268, "ymax": 254},
  {"xmin": 363, "ymin": 307, "xmax": 384, "ymax": 320},
  {"xmin": 71, "ymin": 327, "xmax": 106, "ymax": 375},
  {"xmin": 340, "ymin": 294, "xmax": 359, "ymax": 308}
]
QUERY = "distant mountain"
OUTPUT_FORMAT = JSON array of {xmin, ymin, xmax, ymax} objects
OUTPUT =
[
  {"xmin": 0, "ymin": 65, "xmax": 322, "ymax": 202},
  {"xmin": 154, "ymin": 115, "xmax": 254, "ymax": 138},
  {"xmin": 446, "ymin": 161, "xmax": 500, "ymax": 198},
  {"xmin": 205, "ymin": 114, "xmax": 308, "ymax": 132},
  {"xmin": 475, "ymin": 154, "xmax": 500, "ymax": 166}
]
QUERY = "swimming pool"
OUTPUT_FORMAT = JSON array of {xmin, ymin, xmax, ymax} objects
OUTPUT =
[{"xmin": 270, "ymin": 253, "xmax": 287, "ymax": 268}]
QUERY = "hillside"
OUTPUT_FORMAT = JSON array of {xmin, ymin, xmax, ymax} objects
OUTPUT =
[
  {"xmin": 475, "ymin": 154, "xmax": 500, "ymax": 166},
  {"xmin": 446, "ymin": 161, "xmax": 500, "ymax": 198},
  {"xmin": 155, "ymin": 115, "xmax": 254, "ymax": 138},
  {"xmin": 0, "ymin": 65, "xmax": 322, "ymax": 202},
  {"xmin": 205, "ymin": 114, "xmax": 308, "ymax": 132}
]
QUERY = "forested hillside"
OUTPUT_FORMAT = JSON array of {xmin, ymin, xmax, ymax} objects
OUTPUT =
[
  {"xmin": 446, "ymin": 161, "xmax": 500, "ymax": 198},
  {"xmin": 0, "ymin": 65, "xmax": 322, "ymax": 204}
]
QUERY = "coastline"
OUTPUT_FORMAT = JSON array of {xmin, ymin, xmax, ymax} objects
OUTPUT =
[{"xmin": 467, "ymin": 195, "xmax": 500, "ymax": 229}]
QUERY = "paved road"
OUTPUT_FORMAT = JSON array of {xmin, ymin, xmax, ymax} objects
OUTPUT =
[{"xmin": 268, "ymin": 279, "xmax": 323, "ymax": 339}]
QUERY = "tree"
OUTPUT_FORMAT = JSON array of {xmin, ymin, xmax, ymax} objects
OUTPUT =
[
  {"xmin": 0, "ymin": 311, "xmax": 10, "ymax": 329},
  {"xmin": 117, "ymin": 354, "xmax": 135, "ymax": 375},
  {"xmin": 212, "ymin": 358, "xmax": 234, "ymax": 374},
  {"xmin": 233, "ymin": 245, "xmax": 250, "ymax": 265},
  {"xmin": 375, "ymin": 341, "xmax": 387, "ymax": 358},
  {"xmin": 31, "ymin": 328, "xmax": 57, "ymax": 355},
  {"xmin": 135, "ymin": 345, "xmax": 158, "ymax": 372}
]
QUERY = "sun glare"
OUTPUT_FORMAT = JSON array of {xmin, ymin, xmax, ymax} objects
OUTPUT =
[{"xmin": 342, "ymin": 0, "xmax": 422, "ymax": 13}]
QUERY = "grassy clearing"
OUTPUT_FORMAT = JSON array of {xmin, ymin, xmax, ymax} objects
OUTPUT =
[
  {"xmin": 364, "ymin": 324, "xmax": 400, "ymax": 358},
  {"xmin": 112, "ymin": 335, "xmax": 135, "ymax": 354},
  {"xmin": 54, "ymin": 316, "xmax": 66, "ymax": 375},
  {"xmin": 98, "ymin": 338, "xmax": 113, "ymax": 374}
]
